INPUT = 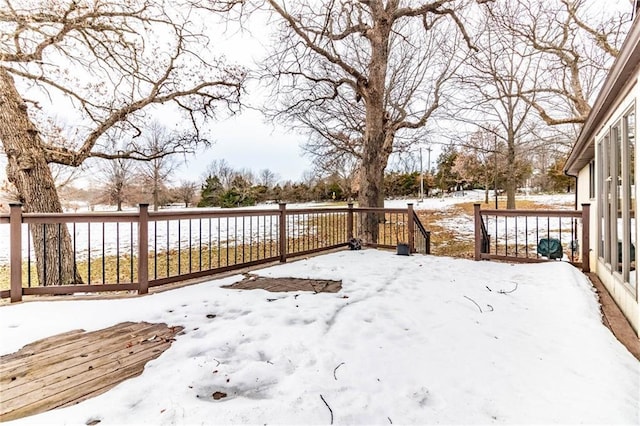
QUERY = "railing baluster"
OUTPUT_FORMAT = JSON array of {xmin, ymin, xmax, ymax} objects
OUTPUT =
[
  {"xmin": 102, "ymin": 222, "xmax": 105, "ymax": 284},
  {"xmin": 130, "ymin": 222, "xmax": 134, "ymax": 282},
  {"xmin": 116, "ymin": 222, "xmax": 120, "ymax": 284},
  {"xmin": 166, "ymin": 220, "xmax": 170, "ymax": 278},
  {"xmin": 27, "ymin": 223, "xmax": 31, "ymax": 288},
  {"xmin": 42, "ymin": 224, "xmax": 47, "ymax": 286},
  {"xmin": 178, "ymin": 219, "xmax": 182, "ymax": 275},
  {"xmin": 73, "ymin": 222, "xmax": 77, "ymax": 284},
  {"xmin": 57, "ymin": 223, "xmax": 62, "ymax": 285},
  {"xmin": 188, "ymin": 219, "xmax": 192, "ymax": 273},
  {"xmin": 536, "ymin": 217, "xmax": 539, "ymax": 258},
  {"xmin": 153, "ymin": 221, "xmax": 157, "ymax": 280},
  {"xmin": 515, "ymin": 215, "xmax": 518, "ymax": 257},
  {"xmin": 525, "ymin": 216, "xmax": 529, "ymax": 258}
]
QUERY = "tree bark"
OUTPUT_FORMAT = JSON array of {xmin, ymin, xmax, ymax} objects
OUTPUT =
[
  {"xmin": 0, "ymin": 68, "xmax": 81, "ymax": 285},
  {"xmin": 356, "ymin": 4, "xmax": 392, "ymax": 244}
]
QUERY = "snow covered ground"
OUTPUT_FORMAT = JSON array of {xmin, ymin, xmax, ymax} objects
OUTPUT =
[{"xmin": 2, "ymin": 250, "xmax": 638, "ymax": 425}]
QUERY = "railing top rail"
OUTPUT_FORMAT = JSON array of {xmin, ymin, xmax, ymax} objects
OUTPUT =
[
  {"xmin": 351, "ymin": 207, "xmax": 407, "ymax": 214},
  {"xmin": 479, "ymin": 208, "xmax": 581, "ymax": 218},
  {"xmin": 22, "ymin": 211, "xmax": 140, "ymax": 223},
  {"xmin": 285, "ymin": 207, "xmax": 351, "ymax": 214},
  {"xmin": 148, "ymin": 208, "xmax": 281, "ymax": 219}
]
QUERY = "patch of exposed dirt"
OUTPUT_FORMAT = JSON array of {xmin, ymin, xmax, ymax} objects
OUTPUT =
[{"xmin": 224, "ymin": 276, "xmax": 342, "ymax": 293}]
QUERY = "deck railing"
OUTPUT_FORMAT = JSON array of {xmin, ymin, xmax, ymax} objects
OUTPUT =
[
  {"xmin": 0, "ymin": 202, "xmax": 430, "ymax": 302},
  {"xmin": 473, "ymin": 203, "xmax": 590, "ymax": 272}
]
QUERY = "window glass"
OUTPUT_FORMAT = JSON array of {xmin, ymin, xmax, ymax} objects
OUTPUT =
[
  {"xmin": 597, "ymin": 139, "xmax": 606, "ymax": 261},
  {"xmin": 625, "ymin": 112, "xmax": 636, "ymax": 288},
  {"xmin": 614, "ymin": 124, "xmax": 623, "ymax": 275},
  {"xmin": 604, "ymin": 135, "xmax": 612, "ymax": 265}
]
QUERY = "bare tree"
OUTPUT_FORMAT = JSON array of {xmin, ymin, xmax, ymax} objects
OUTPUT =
[
  {"xmin": 258, "ymin": 168, "xmax": 278, "ymax": 188},
  {"xmin": 313, "ymin": 153, "xmax": 359, "ymax": 202},
  {"xmin": 0, "ymin": 0, "xmax": 244, "ymax": 285},
  {"xmin": 174, "ymin": 180, "xmax": 199, "ymax": 208},
  {"xmin": 455, "ymin": 5, "xmax": 539, "ymax": 209},
  {"xmin": 238, "ymin": 0, "xmax": 474, "ymax": 242},
  {"xmin": 138, "ymin": 122, "xmax": 179, "ymax": 211},
  {"xmin": 486, "ymin": 0, "xmax": 630, "ymax": 126},
  {"xmin": 94, "ymin": 158, "xmax": 136, "ymax": 211},
  {"xmin": 204, "ymin": 159, "xmax": 236, "ymax": 190},
  {"xmin": 452, "ymin": 127, "xmax": 501, "ymax": 204}
]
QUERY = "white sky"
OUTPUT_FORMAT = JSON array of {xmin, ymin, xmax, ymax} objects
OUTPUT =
[{"xmin": 0, "ymin": 0, "xmax": 634, "ymax": 188}]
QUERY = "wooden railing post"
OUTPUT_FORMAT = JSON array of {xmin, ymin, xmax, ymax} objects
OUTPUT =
[
  {"xmin": 407, "ymin": 203, "xmax": 415, "ymax": 253},
  {"xmin": 581, "ymin": 203, "xmax": 590, "ymax": 273},
  {"xmin": 9, "ymin": 203, "xmax": 22, "ymax": 303},
  {"xmin": 474, "ymin": 203, "xmax": 481, "ymax": 261},
  {"xmin": 138, "ymin": 204, "xmax": 149, "ymax": 294},
  {"xmin": 279, "ymin": 203, "xmax": 287, "ymax": 263},
  {"xmin": 347, "ymin": 203, "xmax": 354, "ymax": 240}
]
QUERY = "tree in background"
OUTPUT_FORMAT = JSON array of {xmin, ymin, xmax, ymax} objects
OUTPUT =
[
  {"xmin": 94, "ymin": 158, "xmax": 136, "ymax": 211},
  {"xmin": 0, "ymin": 0, "xmax": 244, "ymax": 285},
  {"xmin": 491, "ymin": 0, "xmax": 629, "ymax": 127},
  {"xmin": 247, "ymin": 0, "xmax": 472, "ymax": 242},
  {"xmin": 174, "ymin": 181, "xmax": 199, "ymax": 208},
  {"xmin": 434, "ymin": 146, "xmax": 462, "ymax": 194},
  {"xmin": 137, "ymin": 123, "xmax": 179, "ymax": 211},
  {"xmin": 456, "ymin": 3, "xmax": 539, "ymax": 209},
  {"xmin": 547, "ymin": 157, "xmax": 575, "ymax": 193},
  {"xmin": 452, "ymin": 128, "xmax": 503, "ymax": 203},
  {"xmin": 198, "ymin": 175, "xmax": 224, "ymax": 207}
]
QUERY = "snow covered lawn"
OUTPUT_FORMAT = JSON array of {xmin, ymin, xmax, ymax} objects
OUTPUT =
[{"xmin": 2, "ymin": 250, "xmax": 639, "ymax": 424}]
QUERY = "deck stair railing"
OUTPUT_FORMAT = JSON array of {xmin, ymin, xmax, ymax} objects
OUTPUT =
[
  {"xmin": 1, "ymin": 202, "xmax": 431, "ymax": 302},
  {"xmin": 473, "ymin": 203, "xmax": 590, "ymax": 272}
]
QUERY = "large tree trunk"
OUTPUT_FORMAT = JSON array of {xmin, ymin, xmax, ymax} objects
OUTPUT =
[
  {"xmin": 0, "ymin": 68, "xmax": 81, "ymax": 286},
  {"xmin": 356, "ymin": 5, "xmax": 392, "ymax": 244},
  {"xmin": 358, "ymin": 140, "xmax": 388, "ymax": 243}
]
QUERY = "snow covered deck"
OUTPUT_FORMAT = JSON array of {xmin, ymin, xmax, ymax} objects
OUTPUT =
[{"xmin": 1, "ymin": 250, "xmax": 638, "ymax": 424}]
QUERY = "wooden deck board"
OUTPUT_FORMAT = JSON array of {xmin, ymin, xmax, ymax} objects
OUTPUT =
[
  {"xmin": 224, "ymin": 276, "xmax": 342, "ymax": 293},
  {"xmin": 0, "ymin": 321, "xmax": 183, "ymax": 422},
  {"xmin": 0, "ymin": 322, "xmax": 164, "ymax": 380}
]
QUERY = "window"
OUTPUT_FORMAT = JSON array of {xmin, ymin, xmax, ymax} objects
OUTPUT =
[
  {"xmin": 623, "ymin": 111, "xmax": 636, "ymax": 288},
  {"xmin": 596, "ymin": 106, "xmax": 637, "ymax": 292}
]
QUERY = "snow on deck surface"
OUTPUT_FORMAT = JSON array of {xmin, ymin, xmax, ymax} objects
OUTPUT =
[{"xmin": 1, "ymin": 250, "xmax": 638, "ymax": 425}]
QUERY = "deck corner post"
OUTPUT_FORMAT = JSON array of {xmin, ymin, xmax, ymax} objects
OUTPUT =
[
  {"xmin": 581, "ymin": 203, "xmax": 590, "ymax": 273},
  {"xmin": 347, "ymin": 203, "xmax": 354, "ymax": 240},
  {"xmin": 9, "ymin": 203, "xmax": 23, "ymax": 302},
  {"xmin": 407, "ymin": 203, "xmax": 415, "ymax": 253},
  {"xmin": 279, "ymin": 203, "xmax": 287, "ymax": 263},
  {"xmin": 473, "ymin": 203, "xmax": 481, "ymax": 261},
  {"xmin": 138, "ymin": 203, "xmax": 149, "ymax": 294}
]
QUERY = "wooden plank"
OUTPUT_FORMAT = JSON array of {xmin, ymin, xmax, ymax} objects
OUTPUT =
[
  {"xmin": 0, "ymin": 322, "xmax": 182, "ymax": 422},
  {"xmin": 1, "ymin": 323, "xmax": 173, "ymax": 394},
  {"xmin": 1, "ymin": 342, "xmax": 172, "ymax": 422},
  {"xmin": 0, "ymin": 322, "xmax": 161, "ymax": 378},
  {"xmin": 224, "ymin": 277, "xmax": 342, "ymax": 293},
  {"xmin": 0, "ymin": 329, "xmax": 86, "ymax": 363},
  {"xmin": 2, "ymin": 328, "xmax": 174, "ymax": 401}
]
